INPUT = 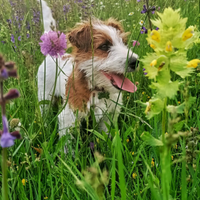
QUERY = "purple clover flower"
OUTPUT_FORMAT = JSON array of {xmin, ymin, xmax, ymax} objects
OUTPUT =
[
  {"xmin": 141, "ymin": 26, "xmax": 147, "ymax": 34},
  {"xmin": 27, "ymin": 33, "xmax": 30, "ymax": 38},
  {"xmin": 39, "ymin": 31, "xmax": 67, "ymax": 58},
  {"xmin": 137, "ymin": 0, "xmax": 141, "ymax": 2},
  {"xmin": 0, "ymin": 116, "xmax": 16, "ymax": 148},
  {"xmin": 18, "ymin": 36, "xmax": 21, "ymax": 41},
  {"xmin": 141, "ymin": 5, "xmax": 147, "ymax": 14}
]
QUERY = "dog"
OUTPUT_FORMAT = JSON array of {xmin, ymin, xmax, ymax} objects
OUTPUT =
[{"xmin": 37, "ymin": 0, "xmax": 138, "ymax": 144}]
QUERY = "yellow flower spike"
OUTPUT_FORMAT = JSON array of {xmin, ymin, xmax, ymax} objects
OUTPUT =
[
  {"xmin": 150, "ymin": 59, "xmax": 157, "ymax": 67},
  {"xmin": 187, "ymin": 59, "xmax": 200, "ymax": 68},
  {"xmin": 22, "ymin": 179, "xmax": 26, "ymax": 186},
  {"xmin": 151, "ymin": 30, "xmax": 160, "ymax": 42},
  {"xmin": 151, "ymin": 158, "xmax": 155, "ymax": 167},
  {"xmin": 150, "ymin": 44, "xmax": 156, "ymax": 49},
  {"xmin": 165, "ymin": 41, "xmax": 173, "ymax": 52},
  {"xmin": 182, "ymin": 27, "xmax": 194, "ymax": 41},
  {"xmin": 132, "ymin": 172, "xmax": 137, "ymax": 179}
]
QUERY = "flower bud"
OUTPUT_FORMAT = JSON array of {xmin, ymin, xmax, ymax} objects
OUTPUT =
[
  {"xmin": 4, "ymin": 89, "xmax": 20, "ymax": 101},
  {"xmin": 150, "ymin": 60, "xmax": 157, "ymax": 66}
]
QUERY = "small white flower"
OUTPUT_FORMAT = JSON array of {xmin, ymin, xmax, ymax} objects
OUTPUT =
[
  {"xmin": 128, "ymin": 12, "xmax": 134, "ymax": 16},
  {"xmin": 139, "ymin": 20, "xmax": 145, "ymax": 26}
]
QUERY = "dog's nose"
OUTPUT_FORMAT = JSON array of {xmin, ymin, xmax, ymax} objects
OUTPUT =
[{"xmin": 128, "ymin": 58, "xmax": 139, "ymax": 70}]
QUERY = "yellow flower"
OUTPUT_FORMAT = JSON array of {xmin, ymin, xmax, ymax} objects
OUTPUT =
[
  {"xmin": 132, "ymin": 172, "xmax": 137, "ymax": 179},
  {"xmin": 126, "ymin": 139, "xmax": 130, "ymax": 143},
  {"xmin": 150, "ymin": 44, "xmax": 156, "ymax": 49},
  {"xmin": 165, "ymin": 41, "xmax": 173, "ymax": 52},
  {"xmin": 150, "ymin": 59, "xmax": 157, "ymax": 66},
  {"xmin": 132, "ymin": 152, "xmax": 135, "ymax": 155},
  {"xmin": 145, "ymin": 102, "xmax": 151, "ymax": 114},
  {"xmin": 187, "ymin": 59, "xmax": 200, "ymax": 68},
  {"xmin": 171, "ymin": 155, "xmax": 174, "ymax": 160},
  {"xmin": 142, "ymin": 91, "xmax": 145, "ymax": 95},
  {"xmin": 182, "ymin": 27, "xmax": 194, "ymax": 41},
  {"xmin": 22, "ymin": 179, "xmax": 26, "ymax": 186},
  {"xmin": 39, "ymin": 132, "xmax": 42, "ymax": 135},
  {"xmin": 178, "ymin": 101, "xmax": 181, "ymax": 104},
  {"xmin": 151, "ymin": 158, "xmax": 155, "ymax": 167},
  {"xmin": 165, "ymin": 132, "xmax": 168, "ymax": 135},
  {"xmin": 151, "ymin": 30, "xmax": 160, "ymax": 42},
  {"xmin": 174, "ymin": 144, "xmax": 178, "ymax": 149},
  {"xmin": 44, "ymin": 197, "xmax": 48, "ymax": 200},
  {"xmin": 148, "ymin": 96, "xmax": 150, "ymax": 99}
]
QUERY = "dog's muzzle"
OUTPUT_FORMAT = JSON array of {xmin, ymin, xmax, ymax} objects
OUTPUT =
[{"xmin": 127, "ymin": 57, "xmax": 139, "ymax": 72}]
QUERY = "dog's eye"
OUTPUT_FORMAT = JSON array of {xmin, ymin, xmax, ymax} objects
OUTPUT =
[{"xmin": 99, "ymin": 44, "xmax": 110, "ymax": 51}]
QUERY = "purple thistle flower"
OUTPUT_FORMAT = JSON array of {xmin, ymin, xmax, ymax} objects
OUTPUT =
[
  {"xmin": 11, "ymin": 34, "xmax": 15, "ymax": 43},
  {"xmin": 39, "ymin": 31, "xmax": 67, "ymax": 58},
  {"xmin": 18, "ymin": 36, "xmax": 21, "ymax": 41},
  {"xmin": 141, "ymin": 26, "xmax": 147, "ymax": 34},
  {"xmin": 0, "ymin": 116, "xmax": 16, "ymax": 148},
  {"xmin": 141, "ymin": 5, "xmax": 147, "ymax": 14}
]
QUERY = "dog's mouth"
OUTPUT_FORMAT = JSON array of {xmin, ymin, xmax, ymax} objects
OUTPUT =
[{"xmin": 102, "ymin": 71, "xmax": 137, "ymax": 93}]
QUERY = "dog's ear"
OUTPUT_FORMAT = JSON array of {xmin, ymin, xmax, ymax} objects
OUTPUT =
[
  {"xmin": 106, "ymin": 18, "xmax": 124, "ymax": 33},
  {"xmin": 68, "ymin": 25, "xmax": 92, "ymax": 52}
]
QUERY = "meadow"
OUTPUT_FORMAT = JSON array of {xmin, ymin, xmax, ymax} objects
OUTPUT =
[{"xmin": 0, "ymin": 0, "xmax": 200, "ymax": 199}]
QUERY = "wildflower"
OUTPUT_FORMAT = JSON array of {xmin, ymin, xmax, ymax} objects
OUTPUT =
[
  {"xmin": 171, "ymin": 155, "xmax": 173, "ymax": 160},
  {"xmin": 137, "ymin": 0, "xmax": 141, "ymax": 2},
  {"xmin": 132, "ymin": 172, "xmax": 137, "ymax": 179},
  {"xmin": 90, "ymin": 142, "xmax": 94, "ymax": 150},
  {"xmin": 39, "ymin": 31, "xmax": 67, "ymax": 58},
  {"xmin": 151, "ymin": 6, "xmax": 156, "ymax": 14},
  {"xmin": 126, "ymin": 139, "xmax": 130, "ymax": 143},
  {"xmin": 165, "ymin": 41, "xmax": 173, "ymax": 52},
  {"xmin": 0, "ymin": 116, "xmax": 21, "ymax": 148},
  {"xmin": 27, "ymin": 33, "xmax": 30, "ymax": 38},
  {"xmin": 44, "ymin": 197, "xmax": 48, "ymax": 199},
  {"xmin": 11, "ymin": 34, "xmax": 15, "ymax": 43},
  {"xmin": 182, "ymin": 27, "xmax": 194, "ymax": 41},
  {"xmin": 22, "ymin": 179, "xmax": 26, "ymax": 186},
  {"xmin": 150, "ymin": 44, "xmax": 156, "ymax": 49},
  {"xmin": 129, "ymin": 12, "xmax": 134, "ymax": 16},
  {"xmin": 145, "ymin": 102, "xmax": 151, "ymax": 114},
  {"xmin": 151, "ymin": 30, "xmax": 160, "ymax": 42},
  {"xmin": 141, "ymin": 5, "xmax": 147, "ymax": 14},
  {"xmin": 178, "ymin": 101, "xmax": 181, "ymax": 104},
  {"xmin": 63, "ymin": 4, "xmax": 71, "ymax": 14},
  {"xmin": 187, "ymin": 59, "xmax": 200, "ymax": 68},
  {"xmin": 4, "ymin": 89, "xmax": 20, "ymax": 101},
  {"xmin": 133, "ymin": 40, "xmax": 140, "ymax": 46},
  {"xmin": 142, "ymin": 91, "xmax": 145, "ymax": 95},
  {"xmin": 151, "ymin": 158, "xmax": 155, "ymax": 167},
  {"xmin": 150, "ymin": 59, "xmax": 157, "ymax": 66},
  {"xmin": 141, "ymin": 26, "xmax": 147, "ymax": 34},
  {"xmin": 132, "ymin": 152, "xmax": 134, "ymax": 155},
  {"xmin": 139, "ymin": 20, "xmax": 145, "ymax": 26},
  {"xmin": 10, "ymin": 118, "xmax": 20, "ymax": 129}
]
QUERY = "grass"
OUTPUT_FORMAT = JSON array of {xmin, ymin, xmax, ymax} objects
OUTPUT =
[{"xmin": 0, "ymin": 0, "xmax": 200, "ymax": 199}]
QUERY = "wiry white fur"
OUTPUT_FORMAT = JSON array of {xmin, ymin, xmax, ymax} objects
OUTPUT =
[{"xmin": 37, "ymin": 0, "xmax": 138, "ymax": 146}]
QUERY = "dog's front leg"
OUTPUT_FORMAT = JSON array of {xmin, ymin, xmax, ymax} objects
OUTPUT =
[{"xmin": 58, "ymin": 104, "xmax": 76, "ymax": 153}]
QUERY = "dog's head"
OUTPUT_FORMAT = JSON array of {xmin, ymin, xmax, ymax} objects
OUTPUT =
[{"xmin": 68, "ymin": 18, "xmax": 138, "ymax": 93}]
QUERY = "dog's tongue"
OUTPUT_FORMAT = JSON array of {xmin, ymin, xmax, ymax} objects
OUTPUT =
[{"xmin": 103, "ymin": 72, "xmax": 137, "ymax": 93}]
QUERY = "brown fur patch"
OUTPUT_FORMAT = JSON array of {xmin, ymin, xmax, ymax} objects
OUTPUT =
[{"xmin": 66, "ymin": 66, "xmax": 91, "ymax": 112}]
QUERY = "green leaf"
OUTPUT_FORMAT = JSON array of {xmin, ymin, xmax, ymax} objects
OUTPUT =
[
  {"xmin": 151, "ymin": 81, "xmax": 179, "ymax": 99},
  {"xmin": 170, "ymin": 53, "xmax": 194, "ymax": 78},
  {"xmin": 167, "ymin": 103, "xmax": 185, "ymax": 114},
  {"xmin": 173, "ymin": 120, "xmax": 185, "ymax": 132},
  {"xmin": 141, "ymin": 131, "xmax": 163, "ymax": 146}
]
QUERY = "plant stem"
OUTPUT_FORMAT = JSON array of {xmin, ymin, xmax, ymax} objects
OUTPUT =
[
  {"xmin": 161, "ymin": 97, "xmax": 171, "ymax": 200},
  {"xmin": 145, "ymin": 0, "xmax": 152, "ymax": 30},
  {"xmin": 1, "ymin": 81, "xmax": 9, "ymax": 200}
]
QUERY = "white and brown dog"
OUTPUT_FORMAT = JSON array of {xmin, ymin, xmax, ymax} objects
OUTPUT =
[{"xmin": 37, "ymin": 0, "xmax": 138, "ymax": 141}]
